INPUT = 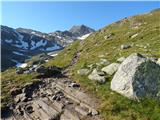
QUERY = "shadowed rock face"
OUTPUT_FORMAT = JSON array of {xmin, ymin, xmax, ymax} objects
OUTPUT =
[{"xmin": 111, "ymin": 53, "xmax": 160, "ymax": 100}]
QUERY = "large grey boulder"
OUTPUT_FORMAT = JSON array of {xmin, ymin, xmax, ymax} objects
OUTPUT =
[
  {"xmin": 111, "ymin": 53, "xmax": 160, "ymax": 100},
  {"xmin": 101, "ymin": 63, "xmax": 120, "ymax": 76},
  {"xmin": 88, "ymin": 69, "xmax": 106, "ymax": 83}
]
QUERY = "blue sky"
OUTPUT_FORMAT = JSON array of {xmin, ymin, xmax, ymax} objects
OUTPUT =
[{"xmin": 1, "ymin": 1, "xmax": 159, "ymax": 33}]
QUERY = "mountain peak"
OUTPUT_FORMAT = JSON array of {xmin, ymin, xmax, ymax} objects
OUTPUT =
[{"xmin": 69, "ymin": 25, "xmax": 95, "ymax": 37}]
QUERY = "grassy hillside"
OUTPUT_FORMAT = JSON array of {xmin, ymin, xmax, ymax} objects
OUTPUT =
[
  {"xmin": 1, "ymin": 9, "xmax": 160, "ymax": 120},
  {"xmin": 45, "ymin": 9, "xmax": 160, "ymax": 120}
]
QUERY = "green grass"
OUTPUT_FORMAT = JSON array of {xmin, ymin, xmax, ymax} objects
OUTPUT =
[
  {"xmin": 41, "ymin": 9, "xmax": 160, "ymax": 120},
  {"xmin": 1, "ymin": 68, "xmax": 38, "ymax": 109},
  {"xmin": 1, "ymin": 9, "xmax": 160, "ymax": 119}
]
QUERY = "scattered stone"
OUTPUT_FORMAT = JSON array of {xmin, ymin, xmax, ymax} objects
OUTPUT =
[
  {"xmin": 87, "ymin": 64, "xmax": 97, "ymax": 70},
  {"xmin": 90, "ymin": 109, "xmax": 99, "ymax": 116},
  {"xmin": 98, "ymin": 54, "xmax": 105, "ymax": 58},
  {"xmin": 68, "ymin": 82, "xmax": 80, "ymax": 88},
  {"xmin": 14, "ymin": 93, "xmax": 27, "ymax": 103},
  {"xmin": 35, "ymin": 66, "xmax": 46, "ymax": 75},
  {"xmin": 52, "ymin": 91, "xmax": 64, "ymax": 101},
  {"xmin": 111, "ymin": 53, "xmax": 160, "ymax": 100},
  {"xmin": 131, "ymin": 33, "xmax": 138, "ymax": 38},
  {"xmin": 121, "ymin": 44, "xmax": 131, "ymax": 49},
  {"xmin": 101, "ymin": 63, "xmax": 120, "ymax": 76},
  {"xmin": 77, "ymin": 69, "xmax": 90, "ymax": 76},
  {"xmin": 99, "ymin": 59, "xmax": 110, "ymax": 66},
  {"xmin": 25, "ymin": 105, "xmax": 34, "ymax": 114},
  {"xmin": 117, "ymin": 57, "xmax": 126, "ymax": 62},
  {"xmin": 16, "ymin": 68, "xmax": 24, "ymax": 74},
  {"xmin": 88, "ymin": 69, "xmax": 106, "ymax": 83},
  {"xmin": 104, "ymin": 33, "xmax": 115, "ymax": 40},
  {"xmin": 10, "ymin": 87, "xmax": 22, "ymax": 96}
]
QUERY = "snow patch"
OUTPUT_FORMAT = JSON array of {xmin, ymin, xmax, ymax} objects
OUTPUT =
[
  {"xmin": 13, "ymin": 30, "xmax": 29, "ymax": 49},
  {"xmin": 5, "ymin": 39, "xmax": 13, "ymax": 43},
  {"xmin": 16, "ymin": 63, "xmax": 28, "ymax": 68},
  {"xmin": 13, "ymin": 51, "xmax": 24, "ymax": 56},
  {"xmin": 78, "ymin": 33, "xmax": 91, "ymax": 40},
  {"xmin": 45, "ymin": 44, "xmax": 60, "ymax": 51},
  {"xmin": 30, "ymin": 39, "xmax": 47, "ymax": 50}
]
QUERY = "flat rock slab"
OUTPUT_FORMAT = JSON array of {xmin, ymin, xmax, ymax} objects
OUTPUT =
[{"xmin": 3, "ymin": 77, "xmax": 100, "ymax": 120}]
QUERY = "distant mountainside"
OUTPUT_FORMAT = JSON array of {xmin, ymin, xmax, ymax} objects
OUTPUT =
[{"xmin": 1, "ymin": 25, "xmax": 94, "ymax": 71}]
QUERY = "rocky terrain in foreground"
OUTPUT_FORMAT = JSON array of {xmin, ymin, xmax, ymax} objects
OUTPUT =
[{"xmin": 3, "ymin": 77, "xmax": 100, "ymax": 120}]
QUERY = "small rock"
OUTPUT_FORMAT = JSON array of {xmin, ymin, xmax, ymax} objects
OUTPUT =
[
  {"xmin": 35, "ymin": 65, "xmax": 46, "ymax": 75},
  {"xmin": 68, "ymin": 82, "xmax": 80, "ymax": 88},
  {"xmin": 10, "ymin": 87, "xmax": 22, "ymax": 96},
  {"xmin": 25, "ymin": 105, "xmax": 34, "ymax": 114},
  {"xmin": 121, "ymin": 44, "xmax": 131, "ymax": 49},
  {"xmin": 90, "ymin": 109, "xmax": 98, "ymax": 116},
  {"xmin": 16, "ymin": 68, "xmax": 24, "ymax": 74},
  {"xmin": 117, "ymin": 57, "xmax": 126, "ymax": 62},
  {"xmin": 77, "ymin": 69, "xmax": 90, "ymax": 76},
  {"xmin": 101, "ymin": 63, "xmax": 120, "ymax": 76},
  {"xmin": 157, "ymin": 58, "xmax": 160, "ymax": 65},
  {"xmin": 88, "ymin": 69, "xmax": 106, "ymax": 83},
  {"xmin": 14, "ymin": 93, "xmax": 27, "ymax": 103},
  {"xmin": 99, "ymin": 59, "xmax": 110, "ymax": 66}
]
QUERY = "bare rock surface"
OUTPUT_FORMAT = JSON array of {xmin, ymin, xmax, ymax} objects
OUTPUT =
[{"xmin": 3, "ymin": 77, "xmax": 101, "ymax": 120}]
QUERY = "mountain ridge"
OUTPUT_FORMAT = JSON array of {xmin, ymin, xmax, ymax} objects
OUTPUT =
[{"xmin": 1, "ymin": 24, "xmax": 94, "ymax": 71}]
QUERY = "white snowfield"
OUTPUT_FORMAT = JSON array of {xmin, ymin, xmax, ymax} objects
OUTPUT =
[
  {"xmin": 12, "ymin": 51, "xmax": 24, "ymax": 56},
  {"xmin": 77, "ymin": 33, "xmax": 91, "ymax": 40}
]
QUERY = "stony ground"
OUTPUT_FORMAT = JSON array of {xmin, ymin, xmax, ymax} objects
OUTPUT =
[{"xmin": 3, "ymin": 76, "xmax": 101, "ymax": 120}]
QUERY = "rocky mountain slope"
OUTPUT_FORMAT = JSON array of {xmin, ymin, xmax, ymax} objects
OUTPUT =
[
  {"xmin": 44, "ymin": 8, "xmax": 160, "ymax": 120},
  {"xmin": 1, "ymin": 8, "xmax": 160, "ymax": 120},
  {"xmin": 1, "ymin": 25, "xmax": 94, "ymax": 71}
]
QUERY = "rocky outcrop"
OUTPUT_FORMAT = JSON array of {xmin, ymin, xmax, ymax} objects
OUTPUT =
[
  {"xmin": 88, "ymin": 69, "xmax": 106, "ymax": 83},
  {"xmin": 3, "ymin": 77, "xmax": 100, "ymax": 120},
  {"xmin": 111, "ymin": 53, "xmax": 160, "ymax": 100},
  {"xmin": 101, "ymin": 63, "xmax": 120, "ymax": 76}
]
